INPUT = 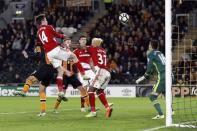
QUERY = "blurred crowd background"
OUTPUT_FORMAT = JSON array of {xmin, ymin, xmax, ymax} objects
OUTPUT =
[{"xmin": 0, "ymin": 0, "xmax": 196, "ymax": 85}]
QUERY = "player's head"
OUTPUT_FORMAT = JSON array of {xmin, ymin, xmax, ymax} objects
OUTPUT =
[
  {"xmin": 91, "ymin": 38, "xmax": 103, "ymax": 47},
  {"xmin": 79, "ymin": 35, "xmax": 87, "ymax": 47},
  {"xmin": 35, "ymin": 14, "xmax": 48, "ymax": 26},
  {"xmin": 62, "ymin": 38, "xmax": 71, "ymax": 49},
  {"xmin": 147, "ymin": 40, "xmax": 159, "ymax": 55},
  {"xmin": 149, "ymin": 40, "xmax": 159, "ymax": 50}
]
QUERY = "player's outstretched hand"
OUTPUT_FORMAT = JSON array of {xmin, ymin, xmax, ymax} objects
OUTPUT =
[{"xmin": 135, "ymin": 76, "xmax": 145, "ymax": 84}]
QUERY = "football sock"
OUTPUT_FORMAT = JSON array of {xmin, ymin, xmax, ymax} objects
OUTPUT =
[
  {"xmin": 40, "ymin": 92, "xmax": 46, "ymax": 113},
  {"xmin": 88, "ymin": 92, "xmax": 96, "ymax": 112},
  {"xmin": 57, "ymin": 77, "xmax": 63, "ymax": 92},
  {"xmin": 54, "ymin": 97, "xmax": 62, "ymax": 109},
  {"xmin": 97, "ymin": 90, "xmax": 109, "ymax": 109},
  {"xmin": 81, "ymin": 87, "xmax": 90, "ymax": 107},
  {"xmin": 22, "ymin": 79, "xmax": 33, "ymax": 93},
  {"xmin": 149, "ymin": 95, "xmax": 163, "ymax": 115},
  {"xmin": 75, "ymin": 61, "xmax": 85, "ymax": 75},
  {"xmin": 80, "ymin": 97, "xmax": 85, "ymax": 108}
]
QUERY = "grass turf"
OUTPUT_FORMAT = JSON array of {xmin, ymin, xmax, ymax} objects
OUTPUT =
[{"xmin": 0, "ymin": 97, "xmax": 196, "ymax": 131}]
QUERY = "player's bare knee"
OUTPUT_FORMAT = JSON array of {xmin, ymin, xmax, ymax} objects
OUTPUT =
[
  {"xmin": 57, "ymin": 66, "xmax": 64, "ymax": 77},
  {"xmin": 96, "ymin": 89, "xmax": 104, "ymax": 95},
  {"xmin": 28, "ymin": 75, "xmax": 38, "ymax": 83},
  {"xmin": 39, "ymin": 84, "xmax": 46, "ymax": 93},
  {"xmin": 88, "ymin": 87, "xmax": 95, "ymax": 93}
]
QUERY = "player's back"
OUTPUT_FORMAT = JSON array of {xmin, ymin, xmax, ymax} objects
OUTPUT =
[
  {"xmin": 148, "ymin": 50, "xmax": 165, "ymax": 73},
  {"xmin": 37, "ymin": 25, "xmax": 60, "ymax": 53},
  {"xmin": 87, "ymin": 46, "xmax": 108, "ymax": 70}
]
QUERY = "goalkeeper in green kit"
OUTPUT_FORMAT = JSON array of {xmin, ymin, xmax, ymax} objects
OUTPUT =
[{"xmin": 136, "ymin": 40, "xmax": 165, "ymax": 120}]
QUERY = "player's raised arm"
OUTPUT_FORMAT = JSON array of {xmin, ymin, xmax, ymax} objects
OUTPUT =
[{"xmin": 49, "ymin": 25, "xmax": 65, "ymax": 39}]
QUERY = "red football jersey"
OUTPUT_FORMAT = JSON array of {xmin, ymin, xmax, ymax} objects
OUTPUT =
[
  {"xmin": 87, "ymin": 46, "xmax": 108, "ymax": 69},
  {"xmin": 37, "ymin": 25, "xmax": 63, "ymax": 53},
  {"xmin": 73, "ymin": 47, "xmax": 91, "ymax": 69}
]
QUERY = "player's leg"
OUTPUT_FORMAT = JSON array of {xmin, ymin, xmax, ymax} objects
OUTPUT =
[
  {"xmin": 96, "ymin": 70, "xmax": 113, "ymax": 118},
  {"xmin": 80, "ymin": 86, "xmax": 90, "ymax": 112},
  {"xmin": 53, "ymin": 89, "xmax": 67, "ymax": 113},
  {"xmin": 150, "ymin": 76, "xmax": 165, "ymax": 119},
  {"xmin": 54, "ymin": 75, "xmax": 68, "ymax": 113},
  {"xmin": 78, "ymin": 70, "xmax": 95, "ymax": 111},
  {"xmin": 35, "ymin": 64, "xmax": 55, "ymax": 116},
  {"xmin": 13, "ymin": 74, "xmax": 38, "ymax": 96},
  {"xmin": 86, "ymin": 69, "xmax": 102, "ymax": 117},
  {"xmin": 22, "ymin": 75, "xmax": 37, "ymax": 93},
  {"xmin": 85, "ymin": 86, "xmax": 97, "ymax": 117},
  {"xmin": 69, "ymin": 74, "xmax": 90, "ymax": 111},
  {"xmin": 38, "ymin": 83, "xmax": 47, "ymax": 116},
  {"xmin": 47, "ymin": 48, "xmax": 66, "ymax": 97}
]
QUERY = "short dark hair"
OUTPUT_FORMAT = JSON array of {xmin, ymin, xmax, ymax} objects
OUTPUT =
[
  {"xmin": 150, "ymin": 40, "xmax": 159, "ymax": 50},
  {"xmin": 35, "ymin": 14, "xmax": 46, "ymax": 25},
  {"xmin": 63, "ymin": 37, "xmax": 71, "ymax": 42},
  {"xmin": 79, "ymin": 35, "xmax": 86, "ymax": 40}
]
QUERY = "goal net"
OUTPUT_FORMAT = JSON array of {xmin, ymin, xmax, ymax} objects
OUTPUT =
[{"xmin": 172, "ymin": 37, "xmax": 197, "ymax": 128}]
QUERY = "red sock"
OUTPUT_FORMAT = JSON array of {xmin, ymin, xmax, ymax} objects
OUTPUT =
[
  {"xmin": 75, "ymin": 61, "xmax": 85, "ymax": 75},
  {"xmin": 81, "ymin": 97, "xmax": 85, "ymax": 108},
  {"xmin": 97, "ymin": 90, "xmax": 109, "ymax": 109},
  {"xmin": 88, "ymin": 92, "xmax": 96, "ymax": 112},
  {"xmin": 57, "ymin": 77, "xmax": 63, "ymax": 92}
]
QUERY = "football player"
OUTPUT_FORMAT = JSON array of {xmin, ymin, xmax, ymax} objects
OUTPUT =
[
  {"xmin": 13, "ymin": 45, "xmax": 60, "ymax": 116},
  {"xmin": 136, "ymin": 40, "xmax": 165, "ymax": 119},
  {"xmin": 73, "ymin": 36, "xmax": 95, "ymax": 112},
  {"xmin": 36, "ymin": 14, "xmax": 88, "ymax": 98},
  {"xmin": 85, "ymin": 38, "xmax": 113, "ymax": 118},
  {"xmin": 54, "ymin": 38, "xmax": 90, "ymax": 113}
]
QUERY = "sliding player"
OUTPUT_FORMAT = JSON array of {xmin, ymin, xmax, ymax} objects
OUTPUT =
[
  {"xmin": 85, "ymin": 38, "xmax": 113, "ymax": 118},
  {"xmin": 54, "ymin": 38, "xmax": 90, "ymax": 113},
  {"xmin": 136, "ymin": 40, "xmax": 165, "ymax": 119},
  {"xmin": 36, "ymin": 14, "xmax": 88, "ymax": 98}
]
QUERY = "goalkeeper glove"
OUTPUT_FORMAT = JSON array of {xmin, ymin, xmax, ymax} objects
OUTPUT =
[{"xmin": 136, "ymin": 76, "xmax": 145, "ymax": 84}]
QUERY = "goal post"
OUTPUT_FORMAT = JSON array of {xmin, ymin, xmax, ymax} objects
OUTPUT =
[
  {"xmin": 165, "ymin": 0, "xmax": 197, "ymax": 128},
  {"xmin": 165, "ymin": 0, "xmax": 173, "ymax": 127}
]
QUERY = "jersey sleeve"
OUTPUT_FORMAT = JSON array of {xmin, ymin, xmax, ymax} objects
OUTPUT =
[{"xmin": 49, "ymin": 25, "xmax": 64, "ymax": 39}]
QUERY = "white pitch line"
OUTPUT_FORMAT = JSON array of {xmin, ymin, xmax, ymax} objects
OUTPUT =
[
  {"xmin": 143, "ymin": 125, "xmax": 166, "ymax": 131},
  {"xmin": 0, "ymin": 108, "xmax": 73, "ymax": 115}
]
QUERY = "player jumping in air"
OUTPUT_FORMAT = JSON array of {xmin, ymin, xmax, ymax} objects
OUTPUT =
[
  {"xmin": 53, "ymin": 38, "xmax": 90, "ymax": 113},
  {"xmin": 85, "ymin": 38, "xmax": 113, "ymax": 118},
  {"xmin": 35, "ymin": 14, "xmax": 88, "ymax": 98},
  {"xmin": 136, "ymin": 40, "xmax": 165, "ymax": 120}
]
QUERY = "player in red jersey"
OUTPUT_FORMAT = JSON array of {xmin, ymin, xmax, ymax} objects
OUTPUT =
[
  {"xmin": 73, "ymin": 36, "xmax": 95, "ymax": 112},
  {"xmin": 85, "ymin": 38, "xmax": 113, "ymax": 118},
  {"xmin": 53, "ymin": 38, "xmax": 90, "ymax": 113},
  {"xmin": 35, "ymin": 14, "xmax": 87, "ymax": 98}
]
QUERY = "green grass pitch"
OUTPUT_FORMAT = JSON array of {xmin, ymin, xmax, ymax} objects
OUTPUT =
[{"xmin": 0, "ymin": 97, "xmax": 196, "ymax": 131}]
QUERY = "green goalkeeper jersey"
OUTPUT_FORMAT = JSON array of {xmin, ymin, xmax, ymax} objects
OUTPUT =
[{"xmin": 145, "ymin": 50, "xmax": 165, "ymax": 77}]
